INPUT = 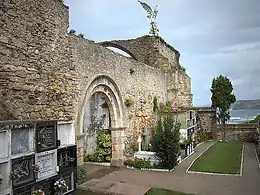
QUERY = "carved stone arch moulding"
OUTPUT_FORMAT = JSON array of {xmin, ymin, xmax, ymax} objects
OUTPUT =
[{"xmin": 78, "ymin": 75, "xmax": 125, "ymax": 135}]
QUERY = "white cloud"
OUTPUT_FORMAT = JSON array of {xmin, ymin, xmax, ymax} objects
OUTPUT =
[
  {"xmin": 219, "ymin": 42, "xmax": 260, "ymax": 53},
  {"xmin": 64, "ymin": 0, "xmax": 260, "ymax": 106}
]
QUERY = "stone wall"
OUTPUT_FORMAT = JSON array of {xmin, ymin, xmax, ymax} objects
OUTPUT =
[
  {"xmin": 194, "ymin": 108, "xmax": 217, "ymax": 140},
  {"xmin": 99, "ymin": 36, "xmax": 193, "ymax": 107},
  {"xmin": 197, "ymin": 108, "xmax": 217, "ymax": 132},
  {"xmin": 0, "ymin": 0, "xmax": 74, "ymax": 120},
  {"xmin": 0, "ymin": 0, "xmax": 193, "ymax": 163},
  {"xmin": 70, "ymin": 36, "xmax": 167, "ymax": 157},
  {"xmin": 99, "ymin": 36, "xmax": 180, "ymax": 71},
  {"xmin": 167, "ymin": 71, "xmax": 192, "ymax": 106},
  {"xmin": 217, "ymin": 124, "xmax": 258, "ymax": 142}
]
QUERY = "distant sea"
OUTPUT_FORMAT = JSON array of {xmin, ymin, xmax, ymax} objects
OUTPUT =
[{"xmin": 229, "ymin": 109, "xmax": 260, "ymax": 124}]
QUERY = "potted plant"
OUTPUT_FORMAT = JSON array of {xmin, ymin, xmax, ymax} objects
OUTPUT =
[
  {"xmin": 32, "ymin": 164, "xmax": 40, "ymax": 179},
  {"xmin": 54, "ymin": 179, "xmax": 68, "ymax": 195},
  {"xmin": 32, "ymin": 189, "xmax": 45, "ymax": 195},
  {"xmin": 9, "ymin": 170, "xmax": 20, "ymax": 181},
  {"xmin": 32, "ymin": 164, "xmax": 40, "ymax": 173}
]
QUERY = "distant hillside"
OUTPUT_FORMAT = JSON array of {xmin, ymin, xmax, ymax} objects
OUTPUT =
[{"xmin": 231, "ymin": 99, "xmax": 260, "ymax": 110}]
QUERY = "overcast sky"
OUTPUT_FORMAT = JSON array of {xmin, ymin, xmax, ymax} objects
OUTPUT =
[{"xmin": 64, "ymin": 0, "xmax": 260, "ymax": 106}]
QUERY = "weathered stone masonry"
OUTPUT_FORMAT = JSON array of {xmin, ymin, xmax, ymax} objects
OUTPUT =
[{"xmin": 0, "ymin": 0, "xmax": 193, "ymax": 166}]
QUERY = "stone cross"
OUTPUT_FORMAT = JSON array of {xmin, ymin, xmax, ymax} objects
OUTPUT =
[{"xmin": 137, "ymin": 136, "xmax": 142, "ymax": 152}]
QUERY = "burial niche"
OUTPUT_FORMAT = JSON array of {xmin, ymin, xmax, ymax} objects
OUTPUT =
[{"xmin": 83, "ymin": 92, "xmax": 111, "ymax": 154}]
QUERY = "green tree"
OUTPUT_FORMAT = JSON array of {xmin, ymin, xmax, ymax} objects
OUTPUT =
[
  {"xmin": 210, "ymin": 74, "xmax": 236, "ymax": 140},
  {"xmin": 151, "ymin": 114, "xmax": 180, "ymax": 171},
  {"xmin": 153, "ymin": 96, "xmax": 159, "ymax": 113}
]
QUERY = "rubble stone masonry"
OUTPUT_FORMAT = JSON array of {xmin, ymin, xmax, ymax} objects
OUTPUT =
[{"xmin": 0, "ymin": 0, "xmax": 193, "ymax": 163}]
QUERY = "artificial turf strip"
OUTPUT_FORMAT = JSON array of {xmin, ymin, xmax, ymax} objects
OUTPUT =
[
  {"xmin": 145, "ymin": 187, "xmax": 194, "ymax": 195},
  {"xmin": 189, "ymin": 141, "xmax": 243, "ymax": 174}
]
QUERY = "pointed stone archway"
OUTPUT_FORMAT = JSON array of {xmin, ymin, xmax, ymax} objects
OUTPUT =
[{"xmin": 77, "ymin": 75, "xmax": 126, "ymax": 166}]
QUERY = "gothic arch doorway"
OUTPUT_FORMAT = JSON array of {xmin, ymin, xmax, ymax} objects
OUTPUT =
[{"xmin": 78, "ymin": 75, "xmax": 126, "ymax": 166}]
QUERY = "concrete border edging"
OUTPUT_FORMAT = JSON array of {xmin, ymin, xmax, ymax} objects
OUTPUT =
[
  {"xmin": 185, "ymin": 141, "xmax": 215, "ymax": 173},
  {"xmin": 84, "ymin": 162, "xmax": 111, "ymax": 167},
  {"xmin": 186, "ymin": 142, "xmax": 244, "ymax": 177},
  {"xmin": 239, "ymin": 143, "xmax": 245, "ymax": 176},
  {"xmin": 253, "ymin": 143, "xmax": 260, "ymax": 169}
]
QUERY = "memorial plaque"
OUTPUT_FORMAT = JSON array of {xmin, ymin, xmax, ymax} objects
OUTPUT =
[
  {"xmin": 0, "ymin": 130, "xmax": 10, "ymax": 163},
  {"xmin": 57, "ymin": 146, "xmax": 77, "ymax": 172},
  {"xmin": 11, "ymin": 155, "xmax": 35, "ymax": 187},
  {"xmin": 34, "ymin": 177, "xmax": 56, "ymax": 195},
  {"xmin": 58, "ymin": 169, "xmax": 76, "ymax": 193},
  {"xmin": 35, "ymin": 149, "xmax": 57, "ymax": 181},
  {"xmin": 57, "ymin": 121, "xmax": 75, "ymax": 147},
  {"xmin": 36, "ymin": 121, "xmax": 57, "ymax": 152}
]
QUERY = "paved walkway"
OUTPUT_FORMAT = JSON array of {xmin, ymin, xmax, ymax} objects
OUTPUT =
[{"xmin": 80, "ymin": 142, "xmax": 260, "ymax": 195}]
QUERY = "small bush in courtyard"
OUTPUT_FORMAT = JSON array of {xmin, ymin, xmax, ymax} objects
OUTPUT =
[
  {"xmin": 84, "ymin": 129, "xmax": 112, "ymax": 162},
  {"xmin": 77, "ymin": 166, "xmax": 88, "ymax": 184},
  {"xmin": 124, "ymin": 157, "xmax": 152, "ymax": 169},
  {"xmin": 197, "ymin": 130, "xmax": 212, "ymax": 142},
  {"xmin": 151, "ymin": 114, "xmax": 181, "ymax": 171}
]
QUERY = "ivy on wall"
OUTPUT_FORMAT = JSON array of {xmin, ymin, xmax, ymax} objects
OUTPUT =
[
  {"xmin": 130, "ymin": 68, "xmax": 136, "ymax": 75},
  {"xmin": 153, "ymin": 96, "xmax": 159, "ymax": 112},
  {"xmin": 124, "ymin": 98, "xmax": 134, "ymax": 107}
]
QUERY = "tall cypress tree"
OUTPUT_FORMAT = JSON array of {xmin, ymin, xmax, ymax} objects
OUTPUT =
[
  {"xmin": 211, "ymin": 74, "xmax": 236, "ymax": 140},
  {"xmin": 151, "ymin": 114, "xmax": 180, "ymax": 171}
]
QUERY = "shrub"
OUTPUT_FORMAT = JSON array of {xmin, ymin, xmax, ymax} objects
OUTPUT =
[
  {"xmin": 197, "ymin": 130, "xmax": 211, "ymax": 142},
  {"xmin": 78, "ymin": 33, "xmax": 84, "ymax": 38},
  {"xmin": 77, "ymin": 166, "xmax": 88, "ymax": 184},
  {"xmin": 151, "ymin": 114, "xmax": 181, "ymax": 171},
  {"xmin": 84, "ymin": 129, "xmax": 112, "ymax": 162},
  {"xmin": 84, "ymin": 153, "xmax": 95, "ymax": 162},
  {"xmin": 153, "ymin": 96, "xmax": 159, "ymax": 112},
  {"xmin": 124, "ymin": 159, "xmax": 134, "ymax": 167},
  {"xmin": 124, "ymin": 98, "xmax": 134, "ymax": 107},
  {"xmin": 180, "ymin": 66, "xmax": 186, "ymax": 73},
  {"xmin": 130, "ymin": 68, "xmax": 136, "ymax": 74},
  {"xmin": 124, "ymin": 157, "xmax": 151, "ymax": 169}
]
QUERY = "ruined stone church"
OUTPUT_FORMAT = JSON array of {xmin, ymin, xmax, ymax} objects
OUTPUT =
[{"xmin": 0, "ymin": 0, "xmax": 192, "ymax": 166}]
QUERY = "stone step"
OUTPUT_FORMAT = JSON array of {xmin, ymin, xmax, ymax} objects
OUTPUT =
[{"xmin": 79, "ymin": 178, "xmax": 150, "ymax": 195}]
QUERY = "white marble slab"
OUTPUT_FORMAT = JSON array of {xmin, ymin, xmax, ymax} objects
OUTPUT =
[
  {"xmin": 57, "ymin": 121, "xmax": 75, "ymax": 147},
  {"xmin": 0, "ymin": 130, "xmax": 10, "ymax": 163},
  {"xmin": 134, "ymin": 151, "xmax": 159, "ymax": 165},
  {"xmin": 0, "ymin": 162, "xmax": 11, "ymax": 191},
  {"xmin": 35, "ymin": 149, "xmax": 57, "ymax": 181}
]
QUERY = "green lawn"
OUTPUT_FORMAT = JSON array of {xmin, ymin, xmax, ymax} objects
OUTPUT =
[
  {"xmin": 145, "ymin": 187, "xmax": 194, "ymax": 195},
  {"xmin": 189, "ymin": 141, "xmax": 243, "ymax": 174}
]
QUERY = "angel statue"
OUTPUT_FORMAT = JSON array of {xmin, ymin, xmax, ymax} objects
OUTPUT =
[{"xmin": 138, "ymin": 1, "xmax": 159, "ymax": 36}]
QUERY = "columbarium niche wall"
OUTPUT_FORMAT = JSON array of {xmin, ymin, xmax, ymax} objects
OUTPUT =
[{"xmin": 0, "ymin": 120, "xmax": 77, "ymax": 195}]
